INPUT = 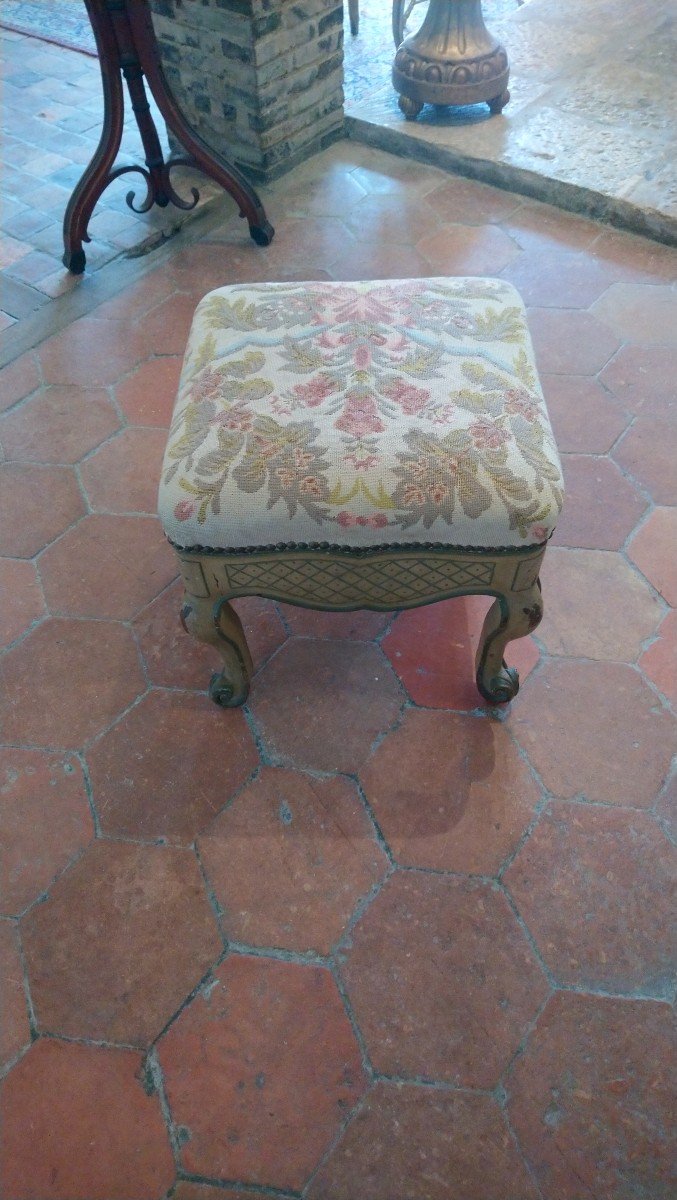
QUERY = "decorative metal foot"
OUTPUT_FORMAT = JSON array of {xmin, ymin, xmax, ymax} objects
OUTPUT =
[
  {"xmin": 398, "ymin": 94, "xmax": 425, "ymax": 120},
  {"xmin": 488, "ymin": 89, "xmax": 510, "ymax": 115}
]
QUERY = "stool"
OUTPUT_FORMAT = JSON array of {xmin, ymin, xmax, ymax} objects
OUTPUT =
[{"xmin": 158, "ymin": 277, "xmax": 564, "ymax": 706}]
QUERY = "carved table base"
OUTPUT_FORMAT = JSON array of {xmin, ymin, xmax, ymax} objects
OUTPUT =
[
  {"xmin": 63, "ymin": 0, "xmax": 274, "ymax": 274},
  {"xmin": 175, "ymin": 542, "xmax": 545, "ymax": 708}
]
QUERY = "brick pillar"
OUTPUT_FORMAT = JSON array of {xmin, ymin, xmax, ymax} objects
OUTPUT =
[{"xmin": 150, "ymin": 0, "xmax": 345, "ymax": 183}]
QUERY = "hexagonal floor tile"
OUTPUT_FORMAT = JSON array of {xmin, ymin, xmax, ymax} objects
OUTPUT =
[
  {"xmin": 0, "ymin": 748, "xmax": 93, "ymax": 917},
  {"xmin": 0, "ymin": 618, "xmax": 146, "ymax": 749},
  {"xmin": 655, "ymin": 772, "xmax": 676, "ymax": 844},
  {"xmin": 553, "ymin": 455, "xmax": 646, "ymax": 551},
  {"xmin": 382, "ymin": 595, "xmax": 538, "ymax": 710},
  {"xmin": 538, "ymin": 548, "xmax": 663, "ymax": 662},
  {"xmin": 38, "ymin": 315, "xmax": 148, "ymax": 387},
  {"xmin": 0, "ymin": 920, "xmax": 30, "ymax": 1073},
  {"xmin": 0, "ymin": 385, "xmax": 119, "ymax": 463},
  {"xmin": 0, "ymin": 557, "xmax": 44, "ymax": 647},
  {"xmin": 345, "ymin": 193, "xmax": 440, "ymax": 246},
  {"xmin": 79, "ymin": 427, "xmax": 168, "ymax": 514},
  {"xmin": 526, "ymin": 309, "xmax": 620, "ymax": 375},
  {"xmin": 499, "ymin": 203, "xmax": 600, "ymax": 254},
  {"xmin": 39, "ymin": 513, "xmax": 177, "ymax": 620},
  {"xmin": 339, "ymin": 872, "xmax": 549, "ymax": 1088},
  {"xmin": 0, "ymin": 463, "xmax": 84, "ymax": 558},
  {"xmin": 172, "ymin": 1186, "xmax": 250, "ymax": 1200},
  {"xmin": 591, "ymin": 282, "xmax": 677, "ymax": 346},
  {"xmin": 199, "ymin": 766, "xmax": 388, "ymax": 954},
  {"xmin": 599, "ymin": 345, "xmax": 677, "ymax": 414},
  {"xmin": 542, "ymin": 374, "xmax": 630, "ymax": 455},
  {"xmin": 115, "ymin": 356, "xmax": 183, "ymax": 427},
  {"xmin": 501, "ymin": 247, "xmax": 620, "ymax": 308},
  {"xmin": 133, "ymin": 581, "xmax": 286, "ymax": 690},
  {"xmin": 417, "ymin": 225, "xmax": 519, "ymax": 275},
  {"xmin": 307, "ymin": 1082, "xmax": 539, "ymax": 1200},
  {"xmin": 506, "ymin": 992, "xmax": 676, "ymax": 1200},
  {"xmin": 627, "ymin": 508, "xmax": 677, "ymax": 606},
  {"xmin": 249, "ymin": 639, "xmax": 402, "ymax": 773},
  {"xmin": 0, "ymin": 1039, "xmax": 174, "ymax": 1200},
  {"xmin": 21, "ymin": 840, "xmax": 221, "ymax": 1045},
  {"xmin": 426, "ymin": 176, "xmax": 521, "ymax": 225},
  {"xmin": 504, "ymin": 802, "xmax": 676, "ymax": 998},
  {"xmin": 277, "ymin": 603, "xmax": 392, "ymax": 641},
  {"xmin": 614, "ymin": 411, "xmax": 677, "ymax": 506},
  {"xmin": 158, "ymin": 955, "xmax": 367, "ymax": 1190},
  {"xmin": 640, "ymin": 609, "xmax": 677, "ymax": 710},
  {"xmin": 359, "ymin": 709, "xmax": 541, "ymax": 875},
  {"xmin": 0, "ymin": 350, "xmax": 40, "ymax": 415},
  {"xmin": 512, "ymin": 660, "xmax": 675, "ymax": 808},
  {"xmin": 87, "ymin": 690, "xmax": 258, "ymax": 844}
]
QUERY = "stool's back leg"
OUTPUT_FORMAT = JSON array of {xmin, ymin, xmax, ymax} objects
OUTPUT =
[
  {"xmin": 181, "ymin": 594, "xmax": 253, "ymax": 707},
  {"xmin": 475, "ymin": 579, "xmax": 543, "ymax": 704}
]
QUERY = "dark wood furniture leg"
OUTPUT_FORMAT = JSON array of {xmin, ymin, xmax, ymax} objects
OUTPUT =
[{"xmin": 63, "ymin": 0, "xmax": 274, "ymax": 274}]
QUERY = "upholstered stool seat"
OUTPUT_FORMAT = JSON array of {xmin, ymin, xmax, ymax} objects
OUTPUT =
[{"xmin": 159, "ymin": 277, "xmax": 564, "ymax": 705}]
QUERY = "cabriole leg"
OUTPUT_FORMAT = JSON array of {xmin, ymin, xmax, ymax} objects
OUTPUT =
[
  {"xmin": 475, "ymin": 580, "xmax": 543, "ymax": 704},
  {"xmin": 181, "ymin": 594, "xmax": 253, "ymax": 707}
]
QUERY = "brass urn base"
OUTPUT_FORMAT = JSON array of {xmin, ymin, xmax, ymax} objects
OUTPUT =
[{"xmin": 392, "ymin": 0, "xmax": 510, "ymax": 121}]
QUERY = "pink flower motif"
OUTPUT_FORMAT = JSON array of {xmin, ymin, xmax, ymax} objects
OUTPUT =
[
  {"xmin": 174, "ymin": 499, "xmax": 195, "ymax": 522},
  {"xmin": 531, "ymin": 524, "xmax": 549, "ymax": 542},
  {"xmin": 335, "ymin": 394, "xmax": 385, "ymax": 438},
  {"xmin": 354, "ymin": 343, "xmax": 372, "ymax": 370},
  {"xmin": 292, "ymin": 374, "xmax": 336, "ymax": 407},
  {"xmin": 345, "ymin": 452, "xmax": 379, "ymax": 472},
  {"xmin": 469, "ymin": 418, "xmax": 509, "ymax": 450},
  {"xmin": 337, "ymin": 511, "xmax": 388, "ymax": 529},
  {"xmin": 381, "ymin": 378, "xmax": 430, "ymax": 416},
  {"xmin": 505, "ymin": 388, "xmax": 539, "ymax": 422},
  {"xmin": 188, "ymin": 367, "xmax": 224, "ymax": 403}
]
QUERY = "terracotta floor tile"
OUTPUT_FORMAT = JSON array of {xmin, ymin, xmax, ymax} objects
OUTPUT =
[
  {"xmin": 0, "ymin": 351, "xmax": 40, "ymax": 414},
  {"xmin": 590, "ymin": 227, "xmax": 677, "ymax": 282},
  {"xmin": 513, "ymin": 660, "xmax": 675, "ymax": 808},
  {"xmin": 172, "ymin": 1186, "xmax": 251, "ymax": 1200},
  {"xmin": 0, "ymin": 1039, "xmax": 174, "ymax": 1200},
  {"xmin": 344, "ymin": 193, "xmax": 439, "ymax": 246},
  {"xmin": 249, "ymin": 639, "xmax": 402, "ymax": 773},
  {"xmin": 246, "ymin": 216, "xmax": 358, "ymax": 275},
  {"xmin": 505, "ymin": 801, "xmax": 676, "ymax": 997},
  {"xmin": 158, "ymin": 955, "xmax": 367, "ymax": 1190},
  {"xmin": 553, "ymin": 454, "xmax": 647, "ymax": 550},
  {"xmin": 599, "ymin": 345, "xmax": 677, "ymax": 413},
  {"xmin": 655, "ymin": 772, "xmax": 676, "ymax": 844},
  {"xmin": 38, "ymin": 315, "xmax": 149, "ymax": 386},
  {"xmin": 0, "ymin": 617, "xmax": 146, "ymax": 749},
  {"xmin": 339, "ymin": 872, "xmax": 548, "ymax": 1088},
  {"xmin": 0, "ymin": 747, "xmax": 93, "ymax": 917},
  {"xmin": 613, "ymin": 412, "xmax": 677, "ymax": 505},
  {"xmin": 22, "ymin": 839, "xmax": 220, "ymax": 1045},
  {"xmin": 0, "ymin": 557, "xmax": 44, "ymax": 646},
  {"xmin": 133, "ymin": 581, "xmax": 286, "ymax": 690},
  {"xmin": 591, "ymin": 282, "xmax": 677, "ymax": 346},
  {"xmin": 417, "ymin": 224, "xmax": 519, "ymax": 275},
  {"xmin": 507, "ymin": 992, "xmax": 677, "ymax": 1200},
  {"xmin": 0, "ymin": 920, "xmax": 30, "ymax": 1072},
  {"xmin": 308, "ymin": 1083, "xmax": 539, "ymax": 1200},
  {"xmin": 640, "ymin": 609, "xmax": 677, "ymax": 710},
  {"xmin": 277, "ymin": 603, "xmax": 392, "ymax": 640},
  {"xmin": 501, "ymin": 247, "xmax": 620, "ymax": 308},
  {"xmin": 329, "ymin": 240, "xmax": 430, "ymax": 281},
  {"xmin": 499, "ymin": 203, "xmax": 601, "ymax": 253},
  {"xmin": 627, "ymin": 507, "xmax": 677, "ymax": 605},
  {"xmin": 359, "ymin": 709, "xmax": 541, "ymax": 875},
  {"xmin": 199, "ymin": 766, "xmax": 388, "ymax": 954},
  {"xmin": 382, "ymin": 595, "xmax": 538, "ymax": 709},
  {"xmin": 0, "ymin": 462, "xmax": 84, "ymax": 557},
  {"xmin": 39, "ymin": 513, "xmax": 177, "ymax": 620},
  {"xmin": 272, "ymin": 164, "xmax": 367, "ymax": 218},
  {"xmin": 426, "ymin": 175, "xmax": 521, "ymax": 225},
  {"xmin": 140, "ymin": 292, "xmax": 199, "ymax": 357},
  {"xmin": 542, "ymin": 374, "xmax": 630, "ymax": 454},
  {"xmin": 92, "ymin": 269, "xmax": 182, "ymax": 322},
  {"xmin": 0, "ymin": 385, "xmax": 119, "ymax": 463},
  {"xmin": 350, "ymin": 158, "xmax": 440, "ymax": 196},
  {"xmin": 79, "ymin": 426, "xmax": 168, "ymax": 513},
  {"xmin": 527, "ymin": 308, "xmax": 620, "ymax": 375},
  {"xmin": 87, "ymin": 690, "xmax": 258, "ymax": 844},
  {"xmin": 539, "ymin": 547, "xmax": 663, "ymax": 661},
  {"xmin": 115, "ymin": 356, "xmax": 183, "ymax": 427}
]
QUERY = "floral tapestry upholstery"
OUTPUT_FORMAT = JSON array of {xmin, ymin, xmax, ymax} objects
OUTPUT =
[{"xmin": 159, "ymin": 278, "xmax": 564, "ymax": 552}]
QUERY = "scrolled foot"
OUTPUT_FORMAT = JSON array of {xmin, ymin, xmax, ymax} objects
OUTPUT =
[
  {"xmin": 209, "ymin": 671, "xmax": 248, "ymax": 708},
  {"xmin": 63, "ymin": 247, "xmax": 86, "ymax": 274},
  {"xmin": 250, "ymin": 220, "xmax": 275, "ymax": 246},
  {"xmin": 488, "ymin": 89, "xmax": 510, "ymax": 115},
  {"xmin": 398, "ymin": 94, "xmax": 424, "ymax": 121},
  {"xmin": 476, "ymin": 661, "xmax": 519, "ymax": 705}
]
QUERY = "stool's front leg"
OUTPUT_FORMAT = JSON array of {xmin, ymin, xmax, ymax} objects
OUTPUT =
[
  {"xmin": 181, "ymin": 594, "xmax": 253, "ymax": 707},
  {"xmin": 475, "ymin": 579, "xmax": 543, "ymax": 704}
]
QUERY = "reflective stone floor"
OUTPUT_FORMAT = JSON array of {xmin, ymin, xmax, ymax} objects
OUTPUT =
[{"xmin": 0, "ymin": 16, "xmax": 676, "ymax": 1200}]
